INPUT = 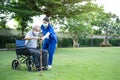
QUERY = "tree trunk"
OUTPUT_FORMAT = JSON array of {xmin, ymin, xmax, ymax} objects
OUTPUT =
[
  {"xmin": 90, "ymin": 35, "xmax": 93, "ymax": 47},
  {"xmin": 21, "ymin": 30, "xmax": 24, "ymax": 36},
  {"xmin": 101, "ymin": 30, "xmax": 111, "ymax": 47},
  {"xmin": 72, "ymin": 38, "xmax": 79, "ymax": 47}
]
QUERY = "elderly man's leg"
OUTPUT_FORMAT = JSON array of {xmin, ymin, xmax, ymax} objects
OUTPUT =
[
  {"xmin": 35, "ymin": 49, "xmax": 48, "ymax": 70},
  {"xmin": 42, "ymin": 50, "xmax": 48, "ymax": 67},
  {"xmin": 28, "ymin": 48, "xmax": 40, "ymax": 68}
]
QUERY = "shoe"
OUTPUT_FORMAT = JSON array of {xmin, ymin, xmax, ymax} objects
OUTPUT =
[
  {"xmin": 36, "ymin": 66, "xmax": 42, "ymax": 71},
  {"xmin": 48, "ymin": 65, "xmax": 52, "ymax": 69},
  {"xmin": 43, "ymin": 67, "xmax": 48, "ymax": 70},
  {"xmin": 36, "ymin": 68, "xmax": 42, "ymax": 71}
]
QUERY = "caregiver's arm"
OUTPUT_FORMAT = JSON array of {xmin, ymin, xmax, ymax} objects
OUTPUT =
[
  {"xmin": 25, "ymin": 35, "xmax": 40, "ymax": 40},
  {"xmin": 42, "ymin": 32, "xmax": 50, "ymax": 40}
]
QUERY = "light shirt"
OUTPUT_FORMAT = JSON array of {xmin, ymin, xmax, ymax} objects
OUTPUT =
[{"xmin": 25, "ymin": 30, "xmax": 38, "ymax": 48}]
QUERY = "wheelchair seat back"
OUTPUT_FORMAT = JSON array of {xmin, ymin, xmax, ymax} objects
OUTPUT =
[
  {"xmin": 15, "ymin": 40, "xmax": 31, "ymax": 56},
  {"xmin": 15, "ymin": 40, "xmax": 25, "ymax": 49}
]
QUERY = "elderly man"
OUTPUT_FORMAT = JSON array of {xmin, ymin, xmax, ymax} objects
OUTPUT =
[{"xmin": 25, "ymin": 25, "xmax": 48, "ymax": 71}]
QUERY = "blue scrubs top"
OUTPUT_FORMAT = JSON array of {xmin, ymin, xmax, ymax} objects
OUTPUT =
[{"xmin": 41, "ymin": 24, "xmax": 58, "ymax": 43}]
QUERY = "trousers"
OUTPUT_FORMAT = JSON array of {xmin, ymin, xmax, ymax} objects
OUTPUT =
[
  {"xmin": 42, "ymin": 40, "xmax": 56, "ymax": 65},
  {"xmin": 28, "ymin": 48, "xmax": 48, "ymax": 67}
]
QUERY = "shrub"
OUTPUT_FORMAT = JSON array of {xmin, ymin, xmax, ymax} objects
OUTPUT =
[
  {"xmin": 58, "ymin": 38, "xmax": 73, "ymax": 47},
  {"xmin": 5, "ymin": 43, "xmax": 16, "ymax": 50},
  {"xmin": 57, "ymin": 38, "xmax": 120, "ymax": 47},
  {"xmin": 0, "ymin": 36, "xmax": 23, "ymax": 48},
  {"xmin": 109, "ymin": 39, "xmax": 120, "ymax": 46},
  {"xmin": 79, "ymin": 38, "xmax": 103, "ymax": 47},
  {"xmin": 93, "ymin": 39, "xmax": 103, "ymax": 46}
]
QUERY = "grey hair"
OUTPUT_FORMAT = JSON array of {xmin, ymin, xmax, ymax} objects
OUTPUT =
[{"xmin": 32, "ymin": 25, "xmax": 39, "ymax": 29}]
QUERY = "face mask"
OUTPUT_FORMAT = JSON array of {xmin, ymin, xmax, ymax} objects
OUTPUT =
[
  {"xmin": 43, "ymin": 23, "xmax": 48, "ymax": 28},
  {"xmin": 33, "ymin": 31, "xmax": 39, "ymax": 36}
]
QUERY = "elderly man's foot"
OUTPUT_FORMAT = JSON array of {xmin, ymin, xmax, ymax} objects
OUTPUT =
[
  {"xmin": 36, "ymin": 66, "xmax": 41, "ymax": 71},
  {"xmin": 43, "ymin": 67, "xmax": 48, "ymax": 71},
  {"xmin": 36, "ymin": 66, "xmax": 48, "ymax": 71},
  {"xmin": 37, "ymin": 68, "xmax": 42, "ymax": 71}
]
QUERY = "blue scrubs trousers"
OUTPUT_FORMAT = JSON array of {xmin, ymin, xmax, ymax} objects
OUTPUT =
[{"xmin": 42, "ymin": 39, "xmax": 56, "ymax": 65}]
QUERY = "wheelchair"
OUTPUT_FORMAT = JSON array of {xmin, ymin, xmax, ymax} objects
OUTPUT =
[{"xmin": 11, "ymin": 39, "xmax": 35, "ymax": 71}]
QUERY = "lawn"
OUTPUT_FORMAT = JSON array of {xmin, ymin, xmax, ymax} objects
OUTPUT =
[{"xmin": 0, "ymin": 47, "xmax": 120, "ymax": 80}]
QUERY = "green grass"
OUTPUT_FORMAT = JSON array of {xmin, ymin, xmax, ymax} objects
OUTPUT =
[{"xmin": 0, "ymin": 47, "xmax": 120, "ymax": 80}]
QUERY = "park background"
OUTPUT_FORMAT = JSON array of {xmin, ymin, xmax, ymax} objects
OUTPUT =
[{"xmin": 0, "ymin": 0, "xmax": 120, "ymax": 80}]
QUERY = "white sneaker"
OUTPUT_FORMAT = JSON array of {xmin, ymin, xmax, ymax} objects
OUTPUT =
[{"xmin": 48, "ymin": 65, "xmax": 52, "ymax": 69}]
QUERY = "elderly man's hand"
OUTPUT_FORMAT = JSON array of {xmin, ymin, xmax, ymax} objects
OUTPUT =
[
  {"xmin": 33, "ymin": 37, "xmax": 41, "ymax": 40},
  {"xmin": 41, "ymin": 37, "xmax": 45, "ymax": 41}
]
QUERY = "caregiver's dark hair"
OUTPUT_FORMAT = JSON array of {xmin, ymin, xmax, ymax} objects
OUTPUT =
[{"xmin": 43, "ymin": 17, "xmax": 49, "ymax": 22}]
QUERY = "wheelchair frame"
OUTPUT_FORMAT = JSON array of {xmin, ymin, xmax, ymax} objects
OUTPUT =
[{"xmin": 11, "ymin": 40, "xmax": 35, "ymax": 71}]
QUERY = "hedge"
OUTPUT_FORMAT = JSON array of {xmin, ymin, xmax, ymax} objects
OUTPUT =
[
  {"xmin": 0, "ymin": 36, "xmax": 23, "ymax": 48},
  {"xmin": 109, "ymin": 39, "xmax": 120, "ymax": 46},
  {"xmin": 58, "ymin": 38, "xmax": 73, "ymax": 47},
  {"xmin": 5, "ymin": 43, "xmax": 16, "ymax": 50},
  {"xmin": 0, "ymin": 35, "xmax": 120, "ymax": 48},
  {"xmin": 58, "ymin": 38, "xmax": 120, "ymax": 47}
]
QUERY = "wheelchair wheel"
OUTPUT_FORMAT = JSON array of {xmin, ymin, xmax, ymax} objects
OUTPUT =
[
  {"xmin": 26, "ymin": 59, "xmax": 32, "ymax": 71},
  {"xmin": 12, "ymin": 59, "xmax": 21, "ymax": 70}
]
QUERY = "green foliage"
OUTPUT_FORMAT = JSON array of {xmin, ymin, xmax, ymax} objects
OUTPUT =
[
  {"xmin": 109, "ymin": 39, "xmax": 120, "ymax": 46},
  {"xmin": 0, "ymin": 0, "xmax": 95, "ymax": 36},
  {"xmin": 78, "ymin": 38, "xmax": 102, "ymax": 46},
  {"xmin": 0, "ymin": 0, "xmax": 119, "ymax": 43},
  {"xmin": 0, "ymin": 0, "xmax": 39, "ymax": 35},
  {"xmin": 0, "ymin": 8, "xmax": 11, "ymax": 28},
  {"xmin": 0, "ymin": 0, "xmax": 89, "ymax": 18},
  {"xmin": 57, "ymin": 38, "xmax": 120, "ymax": 47},
  {"xmin": 112, "ymin": 17, "xmax": 120, "ymax": 37},
  {"xmin": 0, "ymin": 35, "xmax": 22, "ymax": 48},
  {"xmin": 0, "ymin": 28, "xmax": 22, "ymax": 36},
  {"xmin": 91, "ymin": 12, "xmax": 120, "ymax": 46},
  {"xmin": 5, "ymin": 43, "xmax": 15, "ymax": 50},
  {"xmin": 58, "ymin": 38, "xmax": 73, "ymax": 47},
  {"xmin": 92, "ymin": 12, "xmax": 120, "ymax": 37},
  {"xmin": 59, "ymin": 1, "xmax": 104, "ymax": 47}
]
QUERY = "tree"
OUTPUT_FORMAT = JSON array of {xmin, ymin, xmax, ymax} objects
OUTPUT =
[
  {"xmin": 21, "ymin": 0, "xmax": 90, "ymax": 17},
  {"xmin": 0, "ymin": 0, "xmax": 92, "ymax": 35},
  {"xmin": 0, "ymin": 0, "xmax": 40, "ymax": 35},
  {"xmin": 0, "ymin": 0, "xmax": 11, "ymax": 28},
  {"xmin": 62, "ymin": 17, "xmax": 91, "ymax": 47},
  {"xmin": 59, "ymin": 2, "xmax": 104, "ymax": 47},
  {"xmin": 92, "ymin": 12, "xmax": 120, "ymax": 46},
  {"xmin": 112, "ymin": 17, "xmax": 120, "ymax": 38}
]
